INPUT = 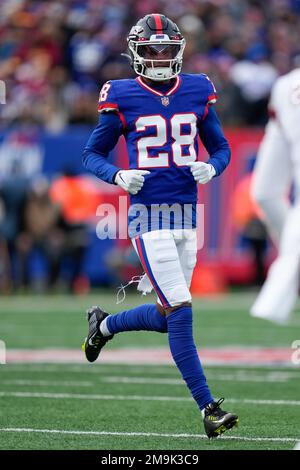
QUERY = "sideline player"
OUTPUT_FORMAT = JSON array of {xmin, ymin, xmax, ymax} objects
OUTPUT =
[
  {"xmin": 251, "ymin": 67, "xmax": 300, "ymax": 324},
  {"xmin": 82, "ymin": 14, "xmax": 238, "ymax": 438}
]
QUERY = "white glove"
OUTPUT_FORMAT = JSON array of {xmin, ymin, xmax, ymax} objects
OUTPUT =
[
  {"xmin": 115, "ymin": 169, "xmax": 150, "ymax": 195},
  {"xmin": 186, "ymin": 162, "xmax": 216, "ymax": 184}
]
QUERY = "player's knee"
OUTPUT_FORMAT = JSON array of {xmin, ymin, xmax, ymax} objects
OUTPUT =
[
  {"xmin": 174, "ymin": 301, "xmax": 192, "ymax": 310},
  {"xmin": 165, "ymin": 301, "xmax": 192, "ymax": 315},
  {"xmin": 168, "ymin": 286, "xmax": 191, "ymax": 307}
]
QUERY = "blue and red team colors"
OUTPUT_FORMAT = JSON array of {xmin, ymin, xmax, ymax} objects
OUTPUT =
[
  {"xmin": 83, "ymin": 73, "xmax": 231, "ymax": 224},
  {"xmin": 82, "ymin": 12, "xmax": 239, "ymax": 439}
]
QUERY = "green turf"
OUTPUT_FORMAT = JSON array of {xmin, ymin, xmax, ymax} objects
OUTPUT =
[
  {"xmin": 0, "ymin": 291, "xmax": 299, "ymax": 349},
  {"xmin": 0, "ymin": 292, "xmax": 300, "ymax": 450}
]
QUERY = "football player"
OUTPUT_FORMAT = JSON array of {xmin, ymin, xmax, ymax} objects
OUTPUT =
[
  {"xmin": 82, "ymin": 14, "xmax": 238, "ymax": 438},
  {"xmin": 250, "ymin": 67, "xmax": 300, "ymax": 324}
]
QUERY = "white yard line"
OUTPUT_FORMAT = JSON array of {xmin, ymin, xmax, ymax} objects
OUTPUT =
[
  {"xmin": 2, "ymin": 364, "xmax": 300, "ymax": 374},
  {"xmin": 0, "ymin": 372, "xmax": 297, "ymax": 396},
  {"xmin": 102, "ymin": 371, "xmax": 299, "ymax": 384},
  {"xmin": 2, "ymin": 380, "xmax": 92, "ymax": 387},
  {"xmin": 226, "ymin": 398, "xmax": 300, "ymax": 406},
  {"xmin": 103, "ymin": 376, "xmax": 184, "ymax": 385},
  {"xmin": 0, "ymin": 391, "xmax": 299, "ymax": 406},
  {"xmin": 0, "ymin": 427, "xmax": 297, "ymax": 443}
]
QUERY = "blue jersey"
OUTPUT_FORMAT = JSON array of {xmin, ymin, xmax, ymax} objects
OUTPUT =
[
  {"xmin": 83, "ymin": 73, "xmax": 230, "ymax": 234},
  {"xmin": 96, "ymin": 73, "xmax": 226, "ymax": 205}
]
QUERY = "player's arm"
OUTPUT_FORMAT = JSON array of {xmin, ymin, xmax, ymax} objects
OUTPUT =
[
  {"xmin": 83, "ymin": 82, "xmax": 149, "ymax": 194},
  {"xmin": 187, "ymin": 106, "xmax": 231, "ymax": 184},
  {"xmin": 83, "ymin": 112, "xmax": 123, "ymax": 184},
  {"xmin": 199, "ymin": 106, "xmax": 231, "ymax": 176}
]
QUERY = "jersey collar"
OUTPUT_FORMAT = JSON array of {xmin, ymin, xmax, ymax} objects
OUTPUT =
[{"xmin": 136, "ymin": 76, "xmax": 181, "ymax": 97}]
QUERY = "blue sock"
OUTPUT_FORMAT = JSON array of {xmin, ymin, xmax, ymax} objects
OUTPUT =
[
  {"xmin": 166, "ymin": 306, "xmax": 213, "ymax": 410},
  {"xmin": 107, "ymin": 304, "xmax": 167, "ymax": 334}
]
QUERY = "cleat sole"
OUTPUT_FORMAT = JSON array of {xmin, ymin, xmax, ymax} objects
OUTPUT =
[{"xmin": 209, "ymin": 417, "xmax": 239, "ymax": 439}]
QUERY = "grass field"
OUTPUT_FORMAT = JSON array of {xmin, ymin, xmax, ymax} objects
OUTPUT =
[{"xmin": 0, "ymin": 291, "xmax": 300, "ymax": 450}]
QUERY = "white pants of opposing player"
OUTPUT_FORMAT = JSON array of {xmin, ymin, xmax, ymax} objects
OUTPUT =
[
  {"xmin": 251, "ymin": 120, "xmax": 300, "ymax": 323},
  {"xmin": 251, "ymin": 202, "xmax": 300, "ymax": 323},
  {"xmin": 251, "ymin": 121, "xmax": 292, "ymax": 245},
  {"xmin": 132, "ymin": 229, "xmax": 197, "ymax": 308}
]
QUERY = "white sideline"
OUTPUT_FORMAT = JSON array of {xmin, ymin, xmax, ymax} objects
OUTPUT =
[
  {"xmin": 2, "ymin": 368, "xmax": 300, "ymax": 384},
  {"xmin": 4, "ymin": 364, "xmax": 300, "ymax": 372},
  {"xmin": 103, "ymin": 371, "xmax": 300, "ymax": 384},
  {"xmin": 0, "ymin": 427, "xmax": 298, "ymax": 443},
  {"xmin": 0, "ymin": 391, "xmax": 300, "ymax": 406},
  {"xmin": 2, "ymin": 380, "xmax": 92, "ymax": 387}
]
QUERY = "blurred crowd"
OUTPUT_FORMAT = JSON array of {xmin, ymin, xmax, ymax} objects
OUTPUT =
[
  {"xmin": 0, "ymin": 127, "xmax": 137, "ymax": 294},
  {"xmin": 1, "ymin": 0, "xmax": 300, "ymax": 129},
  {"xmin": 0, "ymin": 170, "xmax": 90, "ymax": 294}
]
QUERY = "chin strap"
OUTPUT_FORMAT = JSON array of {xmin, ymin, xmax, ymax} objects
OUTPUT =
[{"xmin": 120, "ymin": 52, "xmax": 132, "ymax": 65}]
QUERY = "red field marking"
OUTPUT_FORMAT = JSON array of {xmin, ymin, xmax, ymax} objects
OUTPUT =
[{"xmin": 5, "ymin": 347, "xmax": 294, "ymax": 366}]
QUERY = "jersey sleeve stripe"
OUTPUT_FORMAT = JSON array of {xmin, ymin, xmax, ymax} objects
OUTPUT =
[
  {"xmin": 117, "ymin": 111, "xmax": 127, "ymax": 131},
  {"xmin": 98, "ymin": 103, "xmax": 119, "ymax": 111},
  {"xmin": 207, "ymin": 93, "xmax": 218, "ymax": 104},
  {"xmin": 202, "ymin": 105, "xmax": 209, "ymax": 120},
  {"xmin": 202, "ymin": 93, "xmax": 218, "ymax": 120}
]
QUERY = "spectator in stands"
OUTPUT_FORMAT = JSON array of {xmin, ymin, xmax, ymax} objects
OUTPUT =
[
  {"xmin": 1, "ymin": 0, "xmax": 300, "ymax": 129},
  {"xmin": 15, "ymin": 177, "xmax": 64, "ymax": 291},
  {"xmin": 15, "ymin": 177, "xmax": 87, "ymax": 293}
]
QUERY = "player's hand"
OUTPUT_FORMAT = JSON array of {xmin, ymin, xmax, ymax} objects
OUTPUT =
[
  {"xmin": 186, "ymin": 162, "xmax": 216, "ymax": 184},
  {"xmin": 115, "ymin": 169, "xmax": 150, "ymax": 195}
]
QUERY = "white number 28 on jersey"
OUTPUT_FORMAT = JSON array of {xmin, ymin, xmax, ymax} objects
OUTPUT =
[{"xmin": 136, "ymin": 113, "xmax": 197, "ymax": 168}]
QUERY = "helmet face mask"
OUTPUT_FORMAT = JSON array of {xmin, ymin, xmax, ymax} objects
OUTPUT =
[{"xmin": 127, "ymin": 15, "xmax": 185, "ymax": 81}]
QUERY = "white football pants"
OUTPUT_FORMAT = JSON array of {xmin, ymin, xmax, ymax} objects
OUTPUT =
[
  {"xmin": 251, "ymin": 202, "xmax": 300, "ymax": 323},
  {"xmin": 132, "ymin": 229, "xmax": 197, "ymax": 308},
  {"xmin": 251, "ymin": 120, "xmax": 292, "ymax": 246},
  {"xmin": 251, "ymin": 120, "xmax": 300, "ymax": 323}
]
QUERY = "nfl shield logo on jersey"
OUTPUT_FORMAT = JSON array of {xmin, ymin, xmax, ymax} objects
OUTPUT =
[{"xmin": 161, "ymin": 96, "xmax": 169, "ymax": 106}]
